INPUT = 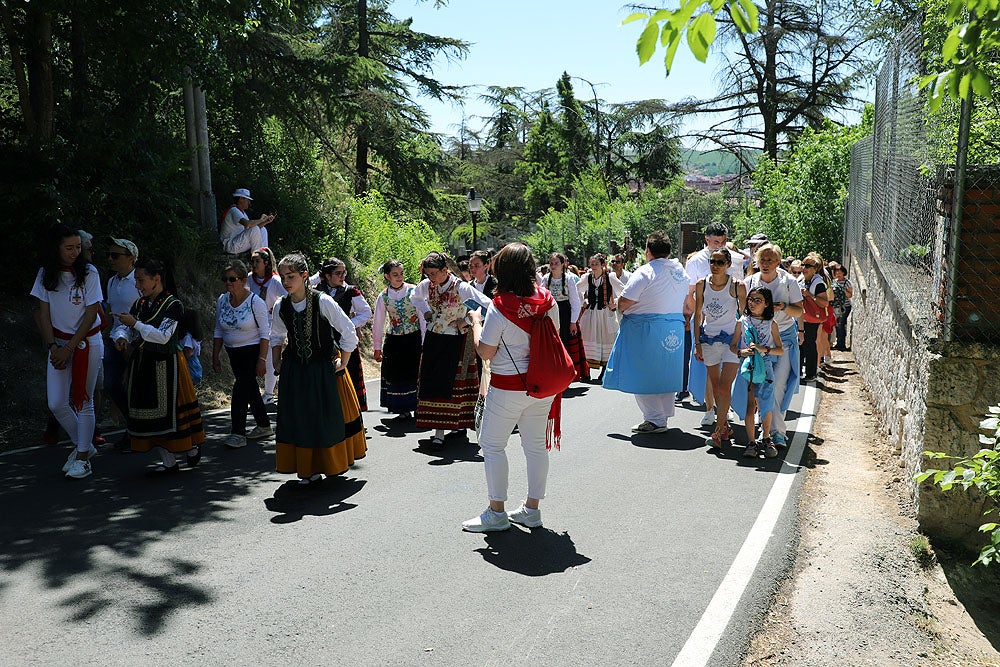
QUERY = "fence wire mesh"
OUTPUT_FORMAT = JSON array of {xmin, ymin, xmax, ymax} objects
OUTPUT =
[{"xmin": 844, "ymin": 22, "xmax": 1000, "ymax": 343}]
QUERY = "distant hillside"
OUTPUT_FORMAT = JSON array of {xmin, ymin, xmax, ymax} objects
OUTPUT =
[{"xmin": 681, "ymin": 148, "xmax": 759, "ymax": 177}]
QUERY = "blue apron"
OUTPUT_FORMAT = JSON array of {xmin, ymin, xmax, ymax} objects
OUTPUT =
[{"xmin": 603, "ymin": 313, "xmax": 685, "ymax": 394}]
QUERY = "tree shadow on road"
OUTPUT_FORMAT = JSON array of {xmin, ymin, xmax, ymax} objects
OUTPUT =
[
  {"xmin": 607, "ymin": 430, "xmax": 705, "ymax": 451},
  {"xmin": 0, "ymin": 415, "xmax": 279, "ymax": 635},
  {"xmin": 474, "ymin": 528, "xmax": 591, "ymax": 576},
  {"xmin": 936, "ymin": 547, "xmax": 1000, "ymax": 652},
  {"xmin": 264, "ymin": 476, "xmax": 366, "ymax": 524}
]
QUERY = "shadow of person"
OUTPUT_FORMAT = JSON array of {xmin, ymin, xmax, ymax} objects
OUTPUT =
[
  {"xmin": 607, "ymin": 430, "xmax": 706, "ymax": 451},
  {"xmin": 561, "ymin": 386, "xmax": 590, "ymax": 399},
  {"xmin": 263, "ymin": 476, "xmax": 366, "ymax": 524},
  {"xmin": 474, "ymin": 528, "xmax": 591, "ymax": 576},
  {"xmin": 373, "ymin": 417, "xmax": 424, "ymax": 439},
  {"xmin": 412, "ymin": 440, "xmax": 484, "ymax": 466}
]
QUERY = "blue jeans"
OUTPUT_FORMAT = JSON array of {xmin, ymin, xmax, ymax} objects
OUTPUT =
[{"xmin": 835, "ymin": 304, "xmax": 852, "ymax": 349}]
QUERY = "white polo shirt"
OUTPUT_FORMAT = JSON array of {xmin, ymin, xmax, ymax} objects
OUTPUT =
[{"xmin": 107, "ymin": 270, "xmax": 139, "ymax": 329}]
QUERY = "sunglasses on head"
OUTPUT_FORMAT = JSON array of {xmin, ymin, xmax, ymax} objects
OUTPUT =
[
  {"xmin": 223, "ymin": 276, "xmax": 240, "ymax": 283},
  {"xmin": 802, "ymin": 263, "xmax": 818, "ymax": 269},
  {"xmin": 747, "ymin": 296, "xmax": 765, "ymax": 304},
  {"xmin": 709, "ymin": 259, "xmax": 728, "ymax": 266}
]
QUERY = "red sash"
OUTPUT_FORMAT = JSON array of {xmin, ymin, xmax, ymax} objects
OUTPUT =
[{"xmin": 54, "ymin": 322, "xmax": 102, "ymax": 411}]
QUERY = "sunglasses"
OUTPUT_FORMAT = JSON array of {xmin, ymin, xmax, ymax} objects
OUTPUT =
[
  {"xmin": 747, "ymin": 296, "xmax": 766, "ymax": 304},
  {"xmin": 791, "ymin": 270, "xmax": 802, "ymax": 276},
  {"xmin": 802, "ymin": 263, "xmax": 818, "ymax": 269},
  {"xmin": 108, "ymin": 252, "xmax": 128, "ymax": 260},
  {"xmin": 223, "ymin": 276, "xmax": 240, "ymax": 283},
  {"xmin": 709, "ymin": 259, "xmax": 728, "ymax": 266},
  {"xmin": 611, "ymin": 260, "xmax": 622, "ymax": 264}
]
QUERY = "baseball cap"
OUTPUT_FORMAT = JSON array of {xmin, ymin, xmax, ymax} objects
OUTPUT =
[{"xmin": 108, "ymin": 237, "xmax": 139, "ymax": 259}]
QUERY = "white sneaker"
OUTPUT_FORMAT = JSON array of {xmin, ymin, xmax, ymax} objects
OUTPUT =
[
  {"xmin": 247, "ymin": 425, "xmax": 273, "ymax": 440},
  {"xmin": 65, "ymin": 458, "xmax": 92, "ymax": 479},
  {"xmin": 728, "ymin": 408, "xmax": 740, "ymax": 424},
  {"xmin": 62, "ymin": 445, "xmax": 97, "ymax": 473},
  {"xmin": 224, "ymin": 433, "xmax": 248, "ymax": 448},
  {"xmin": 700, "ymin": 409, "xmax": 716, "ymax": 427},
  {"xmin": 508, "ymin": 504, "xmax": 543, "ymax": 528},
  {"xmin": 462, "ymin": 508, "xmax": 510, "ymax": 532},
  {"xmin": 631, "ymin": 420, "xmax": 668, "ymax": 434},
  {"xmin": 262, "ymin": 393, "xmax": 274, "ymax": 405}
]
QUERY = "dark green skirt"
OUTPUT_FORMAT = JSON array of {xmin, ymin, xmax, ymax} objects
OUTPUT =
[{"xmin": 275, "ymin": 355, "xmax": 346, "ymax": 449}]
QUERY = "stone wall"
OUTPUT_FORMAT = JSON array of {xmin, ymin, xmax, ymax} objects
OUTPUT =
[{"xmin": 849, "ymin": 167, "xmax": 1000, "ymax": 550}]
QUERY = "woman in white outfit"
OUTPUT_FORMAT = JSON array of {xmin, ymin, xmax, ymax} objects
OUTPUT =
[
  {"xmin": 693, "ymin": 247, "xmax": 746, "ymax": 448},
  {"xmin": 463, "ymin": 243, "xmax": 560, "ymax": 532},
  {"xmin": 576, "ymin": 253, "xmax": 624, "ymax": 380},
  {"xmin": 737, "ymin": 244, "xmax": 804, "ymax": 449},
  {"xmin": 248, "ymin": 247, "xmax": 287, "ymax": 403},
  {"xmin": 31, "ymin": 224, "xmax": 105, "ymax": 479}
]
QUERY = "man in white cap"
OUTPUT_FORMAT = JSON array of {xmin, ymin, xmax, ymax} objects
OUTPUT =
[
  {"xmin": 104, "ymin": 237, "xmax": 140, "ymax": 440},
  {"xmin": 220, "ymin": 188, "xmax": 275, "ymax": 255}
]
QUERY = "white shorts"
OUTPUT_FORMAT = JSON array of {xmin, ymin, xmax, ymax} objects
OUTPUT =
[{"xmin": 701, "ymin": 341, "xmax": 738, "ymax": 366}]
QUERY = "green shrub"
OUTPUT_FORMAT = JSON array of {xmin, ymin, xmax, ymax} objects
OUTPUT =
[{"xmin": 916, "ymin": 405, "xmax": 1000, "ymax": 567}]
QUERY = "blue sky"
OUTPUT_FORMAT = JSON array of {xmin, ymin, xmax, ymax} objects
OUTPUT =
[{"xmin": 389, "ymin": 0, "xmax": 727, "ymax": 143}]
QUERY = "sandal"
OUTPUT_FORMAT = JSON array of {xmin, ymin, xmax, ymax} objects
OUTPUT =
[
  {"xmin": 707, "ymin": 429, "xmax": 724, "ymax": 449},
  {"xmin": 186, "ymin": 448, "xmax": 201, "ymax": 468}
]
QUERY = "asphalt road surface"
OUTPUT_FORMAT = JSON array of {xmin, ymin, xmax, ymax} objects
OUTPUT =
[{"xmin": 0, "ymin": 378, "xmax": 816, "ymax": 666}]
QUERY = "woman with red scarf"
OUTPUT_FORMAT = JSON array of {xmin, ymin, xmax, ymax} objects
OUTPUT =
[
  {"xmin": 462, "ymin": 243, "xmax": 561, "ymax": 533},
  {"xmin": 31, "ymin": 223, "xmax": 105, "ymax": 479}
]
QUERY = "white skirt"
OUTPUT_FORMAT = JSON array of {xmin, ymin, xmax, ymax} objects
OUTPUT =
[{"xmin": 580, "ymin": 307, "xmax": 619, "ymax": 368}]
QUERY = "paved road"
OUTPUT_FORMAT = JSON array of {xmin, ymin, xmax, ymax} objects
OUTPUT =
[{"xmin": 0, "ymin": 378, "xmax": 816, "ymax": 666}]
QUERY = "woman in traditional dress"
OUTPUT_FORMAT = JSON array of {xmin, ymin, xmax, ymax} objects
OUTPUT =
[
  {"xmin": 112, "ymin": 258, "xmax": 205, "ymax": 473},
  {"xmin": 315, "ymin": 257, "xmax": 372, "ymax": 411},
  {"xmin": 31, "ymin": 224, "xmax": 104, "ymax": 479},
  {"xmin": 372, "ymin": 260, "xmax": 425, "ymax": 421},
  {"xmin": 576, "ymin": 253, "xmax": 624, "ymax": 381},
  {"xmin": 462, "ymin": 243, "xmax": 560, "ymax": 532},
  {"xmin": 248, "ymin": 247, "xmax": 287, "ymax": 404},
  {"xmin": 270, "ymin": 253, "xmax": 364, "ymax": 485},
  {"xmin": 468, "ymin": 250, "xmax": 497, "ymax": 297},
  {"xmin": 540, "ymin": 252, "xmax": 587, "ymax": 382},
  {"xmin": 213, "ymin": 259, "xmax": 271, "ymax": 448},
  {"xmin": 411, "ymin": 251, "xmax": 491, "ymax": 449}
]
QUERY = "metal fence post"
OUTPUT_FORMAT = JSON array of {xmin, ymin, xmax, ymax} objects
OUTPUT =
[{"xmin": 944, "ymin": 94, "xmax": 974, "ymax": 342}]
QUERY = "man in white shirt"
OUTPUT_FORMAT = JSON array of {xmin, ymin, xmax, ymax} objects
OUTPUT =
[
  {"xmin": 603, "ymin": 231, "xmax": 689, "ymax": 433},
  {"xmin": 104, "ymin": 237, "xmax": 140, "ymax": 435},
  {"xmin": 220, "ymin": 188, "xmax": 275, "ymax": 255}
]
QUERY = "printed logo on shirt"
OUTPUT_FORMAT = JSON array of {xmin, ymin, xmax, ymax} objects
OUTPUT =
[
  {"xmin": 661, "ymin": 331, "xmax": 683, "ymax": 353},
  {"xmin": 69, "ymin": 284, "xmax": 85, "ymax": 306}
]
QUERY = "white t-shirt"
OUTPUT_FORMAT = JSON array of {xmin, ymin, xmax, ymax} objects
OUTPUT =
[
  {"xmin": 269, "ymin": 293, "xmax": 358, "ymax": 353},
  {"xmin": 685, "ymin": 247, "xmax": 743, "ymax": 285},
  {"xmin": 30, "ymin": 265, "xmax": 103, "ymax": 335},
  {"xmin": 107, "ymin": 270, "xmax": 139, "ymax": 329},
  {"xmin": 744, "ymin": 269, "xmax": 803, "ymax": 332},
  {"xmin": 220, "ymin": 206, "xmax": 268, "ymax": 249},
  {"xmin": 479, "ymin": 300, "xmax": 557, "ymax": 376},
  {"xmin": 619, "ymin": 257, "xmax": 689, "ymax": 315},
  {"xmin": 213, "ymin": 291, "xmax": 271, "ymax": 348}
]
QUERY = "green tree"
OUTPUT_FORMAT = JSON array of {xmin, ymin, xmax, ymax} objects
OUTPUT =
[{"xmin": 515, "ymin": 104, "xmax": 564, "ymax": 215}]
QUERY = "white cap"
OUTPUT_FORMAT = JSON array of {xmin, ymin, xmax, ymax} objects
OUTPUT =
[{"xmin": 232, "ymin": 188, "xmax": 253, "ymax": 200}]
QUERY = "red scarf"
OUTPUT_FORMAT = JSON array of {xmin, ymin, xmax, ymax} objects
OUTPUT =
[
  {"xmin": 53, "ymin": 319, "xmax": 102, "ymax": 411},
  {"xmin": 490, "ymin": 287, "xmax": 563, "ymax": 450}
]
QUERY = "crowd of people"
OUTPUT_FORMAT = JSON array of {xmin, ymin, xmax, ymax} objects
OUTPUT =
[{"xmin": 31, "ymin": 187, "xmax": 852, "ymax": 531}]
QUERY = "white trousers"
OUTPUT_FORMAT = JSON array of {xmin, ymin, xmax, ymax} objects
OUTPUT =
[
  {"xmin": 48, "ymin": 335, "xmax": 104, "ymax": 452},
  {"xmin": 479, "ymin": 387, "xmax": 554, "ymax": 502},
  {"xmin": 222, "ymin": 225, "xmax": 266, "ymax": 255},
  {"xmin": 634, "ymin": 392, "xmax": 676, "ymax": 427}
]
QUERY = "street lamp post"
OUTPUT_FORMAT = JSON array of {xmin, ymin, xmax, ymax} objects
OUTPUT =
[{"xmin": 466, "ymin": 187, "xmax": 482, "ymax": 252}]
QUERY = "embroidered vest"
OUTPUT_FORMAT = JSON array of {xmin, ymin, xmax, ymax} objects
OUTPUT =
[
  {"xmin": 278, "ymin": 291, "xmax": 337, "ymax": 361},
  {"xmin": 134, "ymin": 293, "xmax": 183, "ymax": 355},
  {"xmin": 382, "ymin": 286, "xmax": 421, "ymax": 336}
]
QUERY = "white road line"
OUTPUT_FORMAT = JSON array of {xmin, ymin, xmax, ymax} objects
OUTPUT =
[
  {"xmin": 1, "ymin": 375, "xmax": 384, "ymax": 458},
  {"xmin": 671, "ymin": 384, "xmax": 819, "ymax": 667}
]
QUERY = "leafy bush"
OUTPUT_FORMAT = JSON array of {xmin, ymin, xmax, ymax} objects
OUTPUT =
[{"xmin": 916, "ymin": 405, "xmax": 1000, "ymax": 567}]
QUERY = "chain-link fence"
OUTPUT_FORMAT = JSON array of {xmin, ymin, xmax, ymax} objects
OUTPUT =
[{"xmin": 844, "ymin": 23, "xmax": 1000, "ymax": 343}]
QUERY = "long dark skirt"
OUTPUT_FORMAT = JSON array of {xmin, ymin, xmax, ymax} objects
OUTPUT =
[
  {"xmin": 381, "ymin": 330, "xmax": 421, "ymax": 414},
  {"xmin": 558, "ymin": 299, "xmax": 588, "ymax": 382},
  {"xmin": 416, "ymin": 331, "xmax": 478, "ymax": 430},
  {"xmin": 346, "ymin": 347, "xmax": 367, "ymax": 411}
]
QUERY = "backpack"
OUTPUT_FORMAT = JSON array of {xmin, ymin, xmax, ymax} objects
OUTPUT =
[{"xmin": 495, "ymin": 293, "xmax": 576, "ymax": 399}]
